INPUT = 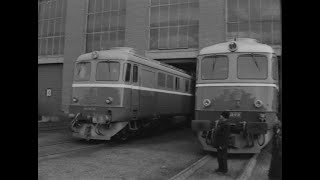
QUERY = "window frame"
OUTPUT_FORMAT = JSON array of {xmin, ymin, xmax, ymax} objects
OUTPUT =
[
  {"xmin": 133, "ymin": 64, "xmax": 139, "ymax": 83},
  {"xmin": 96, "ymin": 60, "xmax": 121, "ymax": 81},
  {"xmin": 175, "ymin": 77, "xmax": 180, "ymax": 90},
  {"xmin": 123, "ymin": 63, "xmax": 132, "ymax": 82},
  {"xmin": 74, "ymin": 61, "xmax": 92, "ymax": 81},
  {"xmin": 201, "ymin": 55, "xmax": 229, "ymax": 80},
  {"xmin": 166, "ymin": 74, "xmax": 173, "ymax": 89},
  {"xmin": 157, "ymin": 72, "xmax": 166, "ymax": 88},
  {"xmin": 272, "ymin": 55, "xmax": 279, "ymax": 80}
]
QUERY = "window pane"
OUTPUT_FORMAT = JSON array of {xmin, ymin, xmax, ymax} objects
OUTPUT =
[
  {"xmin": 95, "ymin": 0, "xmax": 102, "ymax": 12},
  {"xmin": 189, "ymin": 2, "xmax": 199, "ymax": 25},
  {"xmin": 60, "ymin": 19, "xmax": 65, "ymax": 35},
  {"xmin": 110, "ymin": 31, "xmax": 117, "ymax": 47},
  {"xmin": 201, "ymin": 56, "xmax": 228, "ymax": 80},
  {"xmin": 273, "ymin": 21, "xmax": 281, "ymax": 45},
  {"xmin": 160, "ymin": 0, "xmax": 169, "ymax": 5},
  {"xmin": 124, "ymin": 63, "xmax": 131, "ymax": 82},
  {"xmin": 227, "ymin": 0, "xmax": 238, "ymax": 22},
  {"xmin": 39, "ymin": 3, "xmax": 45, "ymax": 20},
  {"xmin": 272, "ymin": 56, "xmax": 278, "ymax": 80},
  {"xmin": 47, "ymin": 38, "xmax": 53, "ymax": 55},
  {"xmin": 238, "ymin": 22, "xmax": 249, "ymax": 37},
  {"xmin": 178, "ymin": 4, "xmax": 188, "ymax": 25},
  {"xmin": 50, "ymin": 1, "xmax": 56, "ymax": 19},
  {"xmin": 56, "ymin": 0, "xmax": 63, "ymax": 17},
  {"xmin": 237, "ymin": 54, "xmax": 267, "ymax": 79},
  {"xmin": 262, "ymin": 21, "xmax": 272, "ymax": 44},
  {"xmin": 111, "ymin": 0, "xmax": 119, "ymax": 10},
  {"xmin": 169, "ymin": 4, "xmax": 178, "ymax": 26},
  {"xmin": 159, "ymin": 5, "xmax": 169, "ymax": 27},
  {"xmin": 59, "ymin": 37, "xmax": 65, "ymax": 54},
  {"xmin": 38, "ymin": 39, "xmax": 41, "ymax": 55},
  {"xmin": 53, "ymin": 37, "xmax": 60, "ymax": 54},
  {"xmin": 101, "ymin": 32, "xmax": 110, "ymax": 49},
  {"xmin": 96, "ymin": 62, "xmax": 120, "ymax": 81},
  {"xmin": 42, "ymin": 20, "xmax": 48, "ymax": 37},
  {"xmin": 150, "ymin": 7, "xmax": 159, "ymax": 27},
  {"xmin": 250, "ymin": 22, "xmax": 261, "ymax": 41},
  {"xmin": 93, "ymin": 33, "xmax": 101, "ymax": 50},
  {"xmin": 41, "ymin": 38, "xmax": 47, "ymax": 55},
  {"xmin": 103, "ymin": 0, "xmax": 111, "ymax": 11},
  {"xmin": 119, "ymin": 0, "xmax": 126, "ymax": 10},
  {"xmin": 38, "ymin": 21, "xmax": 43, "ymax": 37},
  {"xmin": 48, "ymin": 20, "xmax": 55, "ymax": 36},
  {"xmin": 150, "ymin": 29, "xmax": 159, "ymax": 50},
  {"xmin": 175, "ymin": 77, "xmax": 180, "ymax": 90},
  {"xmin": 54, "ymin": 19, "xmax": 61, "ymax": 36},
  {"xmin": 118, "ymin": 31, "xmax": 125, "ymax": 46},
  {"xmin": 185, "ymin": 79, "xmax": 189, "ymax": 92},
  {"xmin": 238, "ymin": 0, "xmax": 249, "ymax": 22},
  {"xmin": 250, "ymin": 0, "xmax": 260, "ymax": 22},
  {"xmin": 167, "ymin": 75, "xmax": 173, "ymax": 89},
  {"xmin": 102, "ymin": 12, "xmax": 110, "ymax": 31},
  {"xmin": 178, "ymin": 26, "xmax": 188, "ymax": 48},
  {"xmin": 158, "ymin": 72, "xmax": 166, "ymax": 87},
  {"xmin": 94, "ymin": 13, "xmax": 102, "ymax": 32},
  {"xmin": 88, "ymin": 0, "xmax": 96, "ymax": 13},
  {"xmin": 151, "ymin": 0, "xmax": 159, "ymax": 6},
  {"xmin": 110, "ymin": 11, "xmax": 118, "ymax": 31},
  {"xmin": 169, "ymin": 26, "xmax": 178, "ymax": 49},
  {"xmin": 159, "ymin": 28, "xmax": 168, "ymax": 49},
  {"xmin": 118, "ymin": 11, "xmax": 126, "ymax": 30},
  {"xmin": 74, "ymin": 62, "xmax": 91, "ymax": 81},
  {"xmin": 86, "ymin": 34, "xmax": 94, "ymax": 52},
  {"xmin": 188, "ymin": 25, "xmax": 198, "ymax": 48},
  {"xmin": 133, "ymin": 65, "xmax": 138, "ymax": 82},
  {"xmin": 87, "ymin": 14, "xmax": 95, "ymax": 33},
  {"xmin": 44, "ymin": 2, "xmax": 50, "ymax": 19}
]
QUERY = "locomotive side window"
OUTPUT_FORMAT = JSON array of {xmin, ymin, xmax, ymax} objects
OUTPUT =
[
  {"xmin": 237, "ymin": 54, "xmax": 267, "ymax": 79},
  {"xmin": 133, "ymin": 65, "xmax": 138, "ymax": 83},
  {"xmin": 124, "ymin": 63, "xmax": 131, "ymax": 82},
  {"xmin": 167, "ymin": 75, "xmax": 173, "ymax": 89},
  {"xmin": 272, "ymin": 56, "xmax": 279, "ymax": 80},
  {"xmin": 201, "ymin": 55, "xmax": 228, "ymax": 80},
  {"xmin": 175, "ymin": 77, "xmax": 180, "ymax": 90},
  {"xmin": 96, "ymin": 61, "xmax": 120, "ymax": 81},
  {"xmin": 185, "ymin": 79, "xmax": 189, "ymax": 92},
  {"xmin": 158, "ymin": 72, "xmax": 166, "ymax": 87},
  {"xmin": 74, "ymin": 62, "xmax": 91, "ymax": 81}
]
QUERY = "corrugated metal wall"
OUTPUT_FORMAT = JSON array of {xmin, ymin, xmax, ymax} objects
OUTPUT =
[{"xmin": 38, "ymin": 64, "xmax": 63, "ymax": 118}]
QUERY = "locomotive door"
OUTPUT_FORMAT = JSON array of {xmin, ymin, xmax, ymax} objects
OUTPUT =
[{"xmin": 131, "ymin": 64, "xmax": 140, "ymax": 116}]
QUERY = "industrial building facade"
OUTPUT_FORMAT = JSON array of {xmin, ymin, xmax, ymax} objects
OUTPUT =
[{"xmin": 38, "ymin": 0, "xmax": 281, "ymax": 118}]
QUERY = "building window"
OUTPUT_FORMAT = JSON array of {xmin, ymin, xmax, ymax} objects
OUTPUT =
[
  {"xmin": 149, "ymin": 0, "xmax": 199, "ymax": 50},
  {"xmin": 38, "ymin": 0, "xmax": 67, "ymax": 56},
  {"xmin": 85, "ymin": 0, "xmax": 126, "ymax": 52},
  {"xmin": 226, "ymin": 0, "xmax": 281, "ymax": 45}
]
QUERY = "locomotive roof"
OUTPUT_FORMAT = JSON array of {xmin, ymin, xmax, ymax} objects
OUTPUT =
[
  {"xmin": 76, "ymin": 47, "xmax": 192, "ymax": 78},
  {"xmin": 199, "ymin": 38, "xmax": 274, "ymax": 55}
]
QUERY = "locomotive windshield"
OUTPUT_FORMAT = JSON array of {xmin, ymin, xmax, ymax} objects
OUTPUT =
[
  {"xmin": 201, "ymin": 55, "xmax": 228, "ymax": 80},
  {"xmin": 237, "ymin": 54, "xmax": 267, "ymax": 79},
  {"xmin": 74, "ymin": 62, "xmax": 91, "ymax": 81},
  {"xmin": 96, "ymin": 61, "xmax": 120, "ymax": 81}
]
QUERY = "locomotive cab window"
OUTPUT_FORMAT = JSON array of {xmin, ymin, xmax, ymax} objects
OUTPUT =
[
  {"xmin": 96, "ymin": 61, "xmax": 120, "ymax": 81},
  {"xmin": 237, "ymin": 54, "xmax": 267, "ymax": 79},
  {"xmin": 133, "ymin": 65, "xmax": 138, "ymax": 83},
  {"xmin": 158, "ymin": 72, "xmax": 166, "ymax": 87},
  {"xmin": 175, "ymin": 77, "xmax": 180, "ymax": 90},
  {"xmin": 167, "ymin": 75, "xmax": 173, "ymax": 89},
  {"xmin": 272, "ymin": 56, "xmax": 279, "ymax": 80},
  {"xmin": 74, "ymin": 62, "xmax": 91, "ymax": 81},
  {"xmin": 124, "ymin": 63, "xmax": 132, "ymax": 82},
  {"xmin": 201, "ymin": 55, "xmax": 228, "ymax": 80}
]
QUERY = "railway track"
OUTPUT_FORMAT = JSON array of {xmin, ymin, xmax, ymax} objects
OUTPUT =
[{"xmin": 38, "ymin": 140, "xmax": 75, "ymax": 148}]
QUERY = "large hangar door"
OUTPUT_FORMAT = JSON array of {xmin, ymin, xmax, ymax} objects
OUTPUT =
[{"xmin": 38, "ymin": 64, "xmax": 63, "ymax": 119}]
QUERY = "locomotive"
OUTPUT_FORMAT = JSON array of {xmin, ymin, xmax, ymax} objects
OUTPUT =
[
  {"xmin": 69, "ymin": 47, "xmax": 194, "ymax": 141},
  {"xmin": 191, "ymin": 38, "xmax": 280, "ymax": 153}
]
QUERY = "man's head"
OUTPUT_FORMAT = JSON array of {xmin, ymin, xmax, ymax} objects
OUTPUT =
[{"xmin": 220, "ymin": 111, "xmax": 230, "ymax": 120}]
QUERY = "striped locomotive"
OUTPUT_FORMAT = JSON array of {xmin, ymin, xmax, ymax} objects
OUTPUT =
[
  {"xmin": 191, "ymin": 38, "xmax": 280, "ymax": 153},
  {"xmin": 69, "ymin": 47, "xmax": 193, "ymax": 141}
]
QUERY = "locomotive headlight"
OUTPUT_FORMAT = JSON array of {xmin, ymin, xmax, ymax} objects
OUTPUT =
[
  {"xmin": 254, "ymin": 100, "xmax": 263, "ymax": 108},
  {"xmin": 203, "ymin": 99, "xmax": 212, "ymax": 107},
  {"xmin": 105, "ymin": 97, "xmax": 113, "ymax": 104},
  {"xmin": 72, "ymin": 97, "xmax": 78, "ymax": 103}
]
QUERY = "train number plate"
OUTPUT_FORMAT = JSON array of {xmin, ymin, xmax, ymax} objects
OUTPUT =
[{"xmin": 230, "ymin": 112, "xmax": 241, "ymax": 118}]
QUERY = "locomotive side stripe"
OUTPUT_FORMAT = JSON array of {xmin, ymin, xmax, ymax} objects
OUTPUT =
[
  {"xmin": 72, "ymin": 84, "xmax": 193, "ymax": 96},
  {"xmin": 196, "ymin": 83, "xmax": 279, "ymax": 90}
]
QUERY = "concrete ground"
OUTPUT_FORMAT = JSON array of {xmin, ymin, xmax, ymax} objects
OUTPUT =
[{"xmin": 38, "ymin": 126, "xmax": 206, "ymax": 180}]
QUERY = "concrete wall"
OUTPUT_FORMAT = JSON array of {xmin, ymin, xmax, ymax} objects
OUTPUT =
[{"xmin": 61, "ymin": 0, "xmax": 87, "ymax": 113}]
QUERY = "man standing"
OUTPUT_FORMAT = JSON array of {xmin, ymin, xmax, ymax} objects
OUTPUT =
[{"xmin": 213, "ymin": 111, "xmax": 231, "ymax": 174}]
